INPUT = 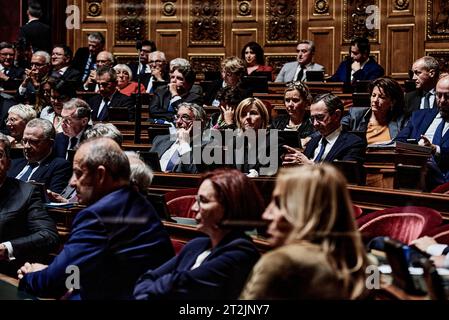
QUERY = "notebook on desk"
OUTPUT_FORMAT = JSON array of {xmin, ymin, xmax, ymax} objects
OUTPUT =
[{"xmin": 305, "ymin": 70, "xmax": 324, "ymax": 82}]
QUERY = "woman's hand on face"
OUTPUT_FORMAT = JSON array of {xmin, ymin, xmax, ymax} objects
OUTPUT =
[{"xmin": 220, "ymin": 105, "xmax": 235, "ymax": 125}]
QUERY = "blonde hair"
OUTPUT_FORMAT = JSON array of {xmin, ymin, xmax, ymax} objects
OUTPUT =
[
  {"xmin": 221, "ymin": 56, "xmax": 246, "ymax": 78},
  {"xmin": 235, "ymin": 97, "xmax": 269, "ymax": 130},
  {"xmin": 276, "ymin": 164, "xmax": 368, "ymax": 299}
]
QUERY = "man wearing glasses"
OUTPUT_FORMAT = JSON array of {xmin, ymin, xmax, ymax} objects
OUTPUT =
[
  {"xmin": 0, "ymin": 42, "xmax": 25, "ymax": 91},
  {"xmin": 17, "ymin": 51, "xmax": 51, "ymax": 105},
  {"xmin": 83, "ymin": 50, "xmax": 115, "ymax": 92},
  {"xmin": 54, "ymin": 98, "xmax": 92, "ymax": 160},
  {"xmin": 396, "ymin": 75, "xmax": 449, "ymax": 189},
  {"xmin": 0, "ymin": 132, "xmax": 59, "ymax": 277},
  {"xmin": 87, "ymin": 66, "xmax": 135, "ymax": 121},
  {"xmin": 151, "ymin": 102, "xmax": 206, "ymax": 173},
  {"xmin": 7, "ymin": 118, "xmax": 72, "ymax": 194},
  {"xmin": 50, "ymin": 44, "xmax": 81, "ymax": 90}
]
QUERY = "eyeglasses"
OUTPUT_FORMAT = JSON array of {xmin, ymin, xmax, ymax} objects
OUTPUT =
[
  {"xmin": 0, "ymin": 52, "xmax": 14, "ymax": 57},
  {"xmin": 5, "ymin": 117, "xmax": 21, "ymax": 124},
  {"xmin": 97, "ymin": 81, "xmax": 112, "ymax": 87},
  {"xmin": 62, "ymin": 116, "xmax": 80, "ymax": 125},
  {"xmin": 149, "ymin": 60, "xmax": 164, "ymax": 64},
  {"xmin": 436, "ymin": 92, "xmax": 449, "ymax": 100},
  {"xmin": 195, "ymin": 195, "xmax": 217, "ymax": 208},
  {"xmin": 310, "ymin": 113, "xmax": 329, "ymax": 123},
  {"xmin": 30, "ymin": 62, "xmax": 47, "ymax": 68},
  {"xmin": 22, "ymin": 138, "xmax": 44, "ymax": 147},
  {"xmin": 174, "ymin": 114, "xmax": 193, "ymax": 122}
]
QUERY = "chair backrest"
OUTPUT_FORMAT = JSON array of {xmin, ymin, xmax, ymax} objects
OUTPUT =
[
  {"xmin": 423, "ymin": 224, "xmax": 449, "ymax": 245},
  {"xmin": 165, "ymin": 188, "xmax": 198, "ymax": 218},
  {"xmin": 171, "ymin": 238, "xmax": 186, "ymax": 255},
  {"xmin": 352, "ymin": 204, "xmax": 363, "ymax": 218},
  {"xmin": 356, "ymin": 206, "xmax": 442, "ymax": 244},
  {"xmin": 432, "ymin": 181, "xmax": 449, "ymax": 194}
]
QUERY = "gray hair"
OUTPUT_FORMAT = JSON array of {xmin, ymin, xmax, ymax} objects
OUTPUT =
[
  {"xmin": 8, "ymin": 104, "xmax": 37, "ymax": 123},
  {"xmin": 298, "ymin": 40, "xmax": 316, "ymax": 54},
  {"xmin": 88, "ymin": 32, "xmax": 105, "ymax": 45},
  {"xmin": 97, "ymin": 51, "xmax": 115, "ymax": 64},
  {"xmin": 125, "ymin": 151, "xmax": 154, "ymax": 194},
  {"xmin": 170, "ymin": 58, "xmax": 190, "ymax": 72},
  {"xmin": 33, "ymin": 51, "xmax": 51, "ymax": 64},
  {"xmin": 178, "ymin": 102, "xmax": 207, "ymax": 122},
  {"xmin": 63, "ymin": 98, "xmax": 91, "ymax": 120},
  {"xmin": 419, "ymin": 56, "xmax": 440, "ymax": 74},
  {"xmin": 80, "ymin": 138, "xmax": 130, "ymax": 182},
  {"xmin": 113, "ymin": 64, "xmax": 133, "ymax": 81},
  {"xmin": 26, "ymin": 118, "xmax": 56, "ymax": 140},
  {"xmin": 96, "ymin": 66, "xmax": 117, "ymax": 82},
  {"xmin": 0, "ymin": 132, "xmax": 11, "ymax": 158},
  {"xmin": 149, "ymin": 51, "xmax": 166, "ymax": 62},
  {"xmin": 313, "ymin": 93, "xmax": 344, "ymax": 118},
  {"xmin": 83, "ymin": 123, "xmax": 123, "ymax": 146}
]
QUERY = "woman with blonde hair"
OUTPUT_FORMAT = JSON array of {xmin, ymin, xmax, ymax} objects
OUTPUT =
[{"xmin": 241, "ymin": 164, "xmax": 369, "ymax": 299}]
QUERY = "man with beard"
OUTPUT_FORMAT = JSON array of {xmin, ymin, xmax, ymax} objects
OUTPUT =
[
  {"xmin": 149, "ymin": 65, "xmax": 203, "ymax": 123},
  {"xmin": 151, "ymin": 102, "xmax": 206, "ymax": 173},
  {"xmin": 396, "ymin": 75, "xmax": 449, "ymax": 188},
  {"xmin": 18, "ymin": 137, "xmax": 174, "ymax": 299}
]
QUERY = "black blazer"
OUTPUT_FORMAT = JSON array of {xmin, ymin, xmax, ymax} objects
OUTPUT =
[
  {"xmin": 149, "ymin": 85, "xmax": 203, "ymax": 121},
  {"xmin": 404, "ymin": 90, "xmax": 438, "ymax": 118},
  {"xmin": 7, "ymin": 154, "xmax": 72, "ymax": 194},
  {"xmin": 18, "ymin": 20, "xmax": 51, "ymax": 53},
  {"xmin": 0, "ymin": 177, "xmax": 59, "ymax": 274},
  {"xmin": 303, "ymin": 130, "xmax": 367, "ymax": 163},
  {"xmin": 71, "ymin": 47, "xmax": 93, "ymax": 73},
  {"xmin": 0, "ymin": 66, "xmax": 24, "ymax": 90},
  {"xmin": 88, "ymin": 91, "xmax": 135, "ymax": 121},
  {"xmin": 0, "ymin": 95, "xmax": 16, "ymax": 134},
  {"xmin": 53, "ymin": 67, "xmax": 82, "ymax": 90}
]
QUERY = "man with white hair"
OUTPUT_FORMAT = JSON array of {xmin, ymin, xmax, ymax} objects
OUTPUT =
[{"xmin": 17, "ymin": 51, "xmax": 51, "ymax": 105}]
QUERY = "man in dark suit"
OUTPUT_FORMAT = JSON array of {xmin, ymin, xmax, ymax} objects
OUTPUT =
[
  {"xmin": 71, "ymin": 32, "xmax": 105, "ymax": 83},
  {"xmin": 149, "ymin": 65, "xmax": 203, "ymax": 122},
  {"xmin": 404, "ymin": 56, "xmax": 440, "ymax": 118},
  {"xmin": 7, "ymin": 118, "xmax": 72, "ymax": 194},
  {"xmin": 18, "ymin": 137, "xmax": 174, "ymax": 300},
  {"xmin": 54, "ymin": 98, "xmax": 91, "ymax": 159},
  {"xmin": 50, "ymin": 45, "xmax": 82, "ymax": 90},
  {"xmin": 0, "ymin": 133, "xmax": 59, "ymax": 276},
  {"xmin": 16, "ymin": 51, "xmax": 51, "ymax": 105},
  {"xmin": 82, "ymin": 50, "xmax": 115, "ymax": 92},
  {"xmin": 151, "ymin": 102, "xmax": 206, "ymax": 173},
  {"xmin": 396, "ymin": 75, "xmax": 449, "ymax": 188},
  {"xmin": 88, "ymin": 66, "xmax": 135, "ymax": 121},
  {"xmin": 128, "ymin": 41, "xmax": 161, "ymax": 90},
  {"xmin": 0, "ymin": 42, "xmax": 24, "ymax": 90},
  {"xmin": 328, "ymin": 37, "xmax": 384, "ymax": 88},
  {"xmin": 18, "ymin": 1, "xmax": 51, "ymax": 53},
  {"xmin": 283, "ymin": 93, "xmax": 366, "ymax": 165}
]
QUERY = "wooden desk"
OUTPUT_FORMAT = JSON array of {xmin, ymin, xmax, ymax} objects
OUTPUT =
[{"xmin": 267, "ymin": 82, "xmax": 345, "ymax": 94}]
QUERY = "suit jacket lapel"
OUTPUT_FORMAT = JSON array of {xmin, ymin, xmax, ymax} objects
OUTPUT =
[
  {"xmin": 324, "ymin": 133, "xmax": 346, "ymax": 162},
  {"xmin": 419, "ymin": 108, "xmax": 439, "ymax": 136}
]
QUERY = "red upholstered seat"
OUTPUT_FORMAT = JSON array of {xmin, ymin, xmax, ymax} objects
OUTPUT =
[
  {"xmin": 165, "ymin": 188, "xmax": 198, "ymax": 218},
  {"xmin": 422, "ymin": 224, "xmax": 449, "ymax": 245},
  {"xmin": 431, "ymin": 182, "xmax": 449, "ymax": 194},
  {"xmin": 171, "ymin": 239, "xmax": 186, "ymax": 255},
  {"xmin": 356, "ymin": 206, "xmax": 442, "ymax": 244},
  {"xmin": 352, "ymin": 204, "xmax": 363, "ymax": 218}
]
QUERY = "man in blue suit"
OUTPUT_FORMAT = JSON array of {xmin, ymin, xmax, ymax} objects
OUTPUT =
[
  {"xmin": 396, "ymin": 75, "xmax": 449, "ymax": 187},
  {"xmin": 7, "ymin": 118, "xmax": 72, "ymax": 194},
  {"xmin": 282, "ymin": 93, "xmax": 366, "ymax": 165},
  {"xmin": 328, "ymin": 37, "xmax": 384, "ymax": 88},
  {"xmin": 18, "ymin": 137, "xmax": 174, "ymax": 300}
]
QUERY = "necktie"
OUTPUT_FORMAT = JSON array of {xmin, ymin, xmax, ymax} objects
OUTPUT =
[
  {"xmin": 314, "ymin": 137, "xmax": 328, "ymax": 163},
  {"xmin": 19, "ymin": 162, "xmax": 38, "ymax": 181},
  {"xmin": 146, "ymin": 76, "xmax": 154, "ymax": 93},
  {"xmin": 98, "ymin": 97, "xmax": 110, "ymax": 120},
  {"xmin": 69, "ymin": 136, "xmax": 78, "ymax": 150},
  {"xmin": 432, "ymin": 118, "xmax": 446, "ymax": 146},
  {"xmin": 82, "ymin": 54, "xmax": 93, "ymax": 82},
  {"xmin": 165, "ymin": 149, "xmax": 180, "ymax": 172},
  {"xmin": 296, "ymin": 66, "xmax": 304, "ymax": 82},
  {"xmin": 423, "ymin": 92, "xmax": 431, "ymax": 109}
]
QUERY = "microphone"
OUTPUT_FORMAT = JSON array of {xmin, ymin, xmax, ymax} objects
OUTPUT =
[{"xmin": 136, "ymin": 40, "xmax": 142, "ymax": 50}]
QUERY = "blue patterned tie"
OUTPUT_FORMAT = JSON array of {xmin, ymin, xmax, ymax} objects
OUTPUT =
[
  {"xmin": 19, "ymin": 162, "xmax": 38, "ymax": 181},
  {"xmin": 314, "ymin": 138, "xmax": 328, "ymax": 163},
  {"xmin": 432, "ymin": 118, "xmax": 446, "ymax": 146},
  {"xmin": 82, "ymin": 54, "xmax": 93, "ymax": 82}
]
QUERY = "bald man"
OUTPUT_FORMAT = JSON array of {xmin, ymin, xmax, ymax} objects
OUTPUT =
[{"xmin": 18, "ymin": 138, "xmax": 174, "ymax": 299}]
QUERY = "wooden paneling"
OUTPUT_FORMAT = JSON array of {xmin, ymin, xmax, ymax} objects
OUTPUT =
[
  {"xmin": 308, "ymin": 27, "xmax": 334, "ymax": 76},
  {"xmin": 387, "ymin": 24, "xmax": 415, "ymax": 78},
  {"xmin": 156, "ymin": 29, "xmax": 182, "ymax": 61},
  {"xmin": 231, "ymin": 29, "xmax": 257, "ymax": 57},
  {"xmin": 61, "ymin": 0, "xmax": 449, "ymax": 82}
]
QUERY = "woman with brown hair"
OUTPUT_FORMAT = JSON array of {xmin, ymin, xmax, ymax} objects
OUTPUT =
[{"xmin": 241, "ymin": 164, "xmax": 369, "ymax": 299}]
